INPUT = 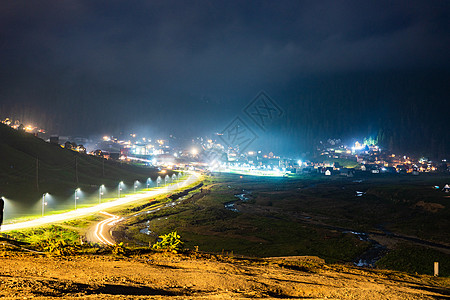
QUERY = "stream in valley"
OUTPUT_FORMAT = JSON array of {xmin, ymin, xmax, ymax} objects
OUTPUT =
[{"xmin": 224, "ymin": 191, "xmax": 251, "ymax": 212}]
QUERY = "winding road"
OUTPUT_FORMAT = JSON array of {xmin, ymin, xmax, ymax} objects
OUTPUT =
[
  {"xmin": 1, "ymin": 172, "xmax": 201, "ymax": 233},
  {"xmin": 90, "ymin": 212, "xmax": 123, "ymax": 245},
  {"xmin": 87, "ymin": 201, "xmax": 169, "ymax": 245}
]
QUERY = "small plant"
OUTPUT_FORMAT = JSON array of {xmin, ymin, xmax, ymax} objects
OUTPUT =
[
  {"xmin": 7, "ymin": 225, "xmax": 80, "ymax": 256},
  {"xmin": 111, "ymin": 242, "xmax": 128, "ymax": 256},
  {"xmin": 40, "ymin": 239, "xmax": 79, "ymax": 256},
  {"xmin": 152, "ymin": 231, "xmax": 184, "ymax": 252}
]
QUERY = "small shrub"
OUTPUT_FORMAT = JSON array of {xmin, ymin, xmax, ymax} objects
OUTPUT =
[
  {"xmin": 8, "ymin": 225, "xmax": 80, "ymax": 256},
  {"xmin": 152, "ymin": 231, "xmax": 184, "ymax": 252},
  {"xmin": 110, "ymin": 242, "xmax": 128, "ymax": 256},
  {"xmin": 40, "ymin": 239, "xmax": 79, "ymax": 256}
]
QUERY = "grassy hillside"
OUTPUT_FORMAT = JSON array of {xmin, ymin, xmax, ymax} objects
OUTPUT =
[{"xmin": 0, "ymin": 123, "xmax": 164, "ymax": 218}]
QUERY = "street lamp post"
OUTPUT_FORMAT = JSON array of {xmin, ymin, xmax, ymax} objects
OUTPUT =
[
  {"xmin": 75, "ymin": 188, "xmax": 80, "ymax": 210},
  {"xmin": 146, "ymin": 178, "xmax": 151, "ymax": 189},
  {"xmin": 99, "ymin": 185, "xmax": 104, "ymax": 204},
  {"xmin": 42, "ymin": 193, "xmax": 48, "ymax": 216},
  {"xmin": 118, "ymin": 181, "xmax": 123, "ymax": 198},
  {"xmin": 134, "ymin": 180, "xmax": 138, "ymax": 193}
]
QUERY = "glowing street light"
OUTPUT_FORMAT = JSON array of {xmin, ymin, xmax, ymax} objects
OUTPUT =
[
  {"xmin": 0, "ymin": 172, "xmax": 199, "ymax": 233},
  {"xmin": 156, "ymin": 176, "xmax": 161, "ymax": 187},
  {"xmin": 146, "ymin": 178, "xmax": 151, "ymax": 189},
  {"xmin": 118, "ymin": 181, "xmax": 123, "ymax": 198},
  {"xmin": 99, "ymin": 185, "xmax": 105, "ymax": 204},
  {"xmin": 134, "ymin": 180, "xmax": 139, "ymax": 193},
  {"xmin": 42, "ymin": 193, "xmax": 48, "ymax": 216},
  {"xmin": 74, "ymin": 188, "xmax": 80, "ymax": 210}
]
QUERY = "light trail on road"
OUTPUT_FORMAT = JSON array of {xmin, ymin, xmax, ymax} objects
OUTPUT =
[
  {"xmin": 93, "ymin": 212, "xmax": 122, "ymax": 245},
  {"xmin": 1, "ymin": 172, "xmax": 201, "ymax": 232},
  {"xmin": 91, "ymin": 202, "xmax": 166, "ymax": 245}
]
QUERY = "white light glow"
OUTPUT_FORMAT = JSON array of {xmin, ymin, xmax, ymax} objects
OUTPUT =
[{"xmin": 1, "ymin": 172, "xmax": 201, "ymax": 232}]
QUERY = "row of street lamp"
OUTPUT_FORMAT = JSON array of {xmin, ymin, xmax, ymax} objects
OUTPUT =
[{"xmin": 41, "ymin": 173, "xmax": 183, "ymax": 217}]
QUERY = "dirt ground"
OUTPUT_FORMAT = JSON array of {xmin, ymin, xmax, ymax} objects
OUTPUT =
[{"xmin": 1, "ymin": 250, "xmax": 449, "ymax": 299}]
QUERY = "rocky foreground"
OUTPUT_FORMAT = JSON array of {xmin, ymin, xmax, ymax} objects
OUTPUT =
[{"xmin": 0, "ymin": 247, "xmax": 449, "ymax": 300}]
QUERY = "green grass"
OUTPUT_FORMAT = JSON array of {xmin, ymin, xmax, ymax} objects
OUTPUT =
[
  {"xmin": 6, "ymin": 225, "xmax": 80, "ymax": 245},
  {"xmin": 322, "ymin": 157, "xmax": 361, "ymax": 168},
  {"xmin": 63, "ymin": 219, "xmax": 91, "ymax": 228},
  {"xmin": 376, "ymin": 243, "xmax": 450, "ymax": 277},
  {"xmin": 121, "ymin": 183, "xmax": 370, "ymax": 262},
  {"xmin": 177, "ymin": 215, "xmax": 370, "ymax": 262}
]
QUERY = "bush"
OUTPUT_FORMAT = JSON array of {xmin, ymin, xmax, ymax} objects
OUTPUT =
[
  {"xmin": 9, "ymin": 225, "xmax": 79, "ymax": 245},
  {"xmin": 39, "ymin": 239, "xmax": 79, "ymax": 256},
  {"xmin": 9, "ymin": 225, "xmax": 80, "ymax": 256},
  {"xmin": 152, "ymin": 231, "xmax": 184, "ymax": 252},
  {"xmin": 110, "ymin": 242, "xmax": 128, "ymax": 256}
]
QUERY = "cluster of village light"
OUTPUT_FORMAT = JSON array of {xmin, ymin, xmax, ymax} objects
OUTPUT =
[{"xmin": 208, "ymin": 162, "xmax": 287, "ymax": 177}]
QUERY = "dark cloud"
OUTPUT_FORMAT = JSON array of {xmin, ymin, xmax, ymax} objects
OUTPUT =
[{"xmin": 0, "ymin": 1, "xmax": 449, "ymax": 156}]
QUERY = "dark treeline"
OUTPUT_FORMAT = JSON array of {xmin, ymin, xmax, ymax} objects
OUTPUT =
[{"xmin": 273, "ymin": 70, "xmax": 450, "ymax": 159}]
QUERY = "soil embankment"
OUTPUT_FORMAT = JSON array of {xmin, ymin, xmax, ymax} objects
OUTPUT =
[{"xmin": 0, "ymin": 250, "xmax": 449, "ymax": 299}]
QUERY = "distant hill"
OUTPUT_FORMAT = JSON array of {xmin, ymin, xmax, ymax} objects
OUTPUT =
[{"xmin": 0, "ymin": 123, "xmax": 161, "ymax": 212}]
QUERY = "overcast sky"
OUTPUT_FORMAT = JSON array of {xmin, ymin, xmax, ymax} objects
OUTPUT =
[{"xmin": 1, "ymin": 1, "xmax": 449, "ymax": 155}]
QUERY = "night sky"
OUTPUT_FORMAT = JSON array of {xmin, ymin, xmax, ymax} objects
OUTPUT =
[{"xmin": 1, "ymin": 1, "xmax": 449, "ymax": 157}]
